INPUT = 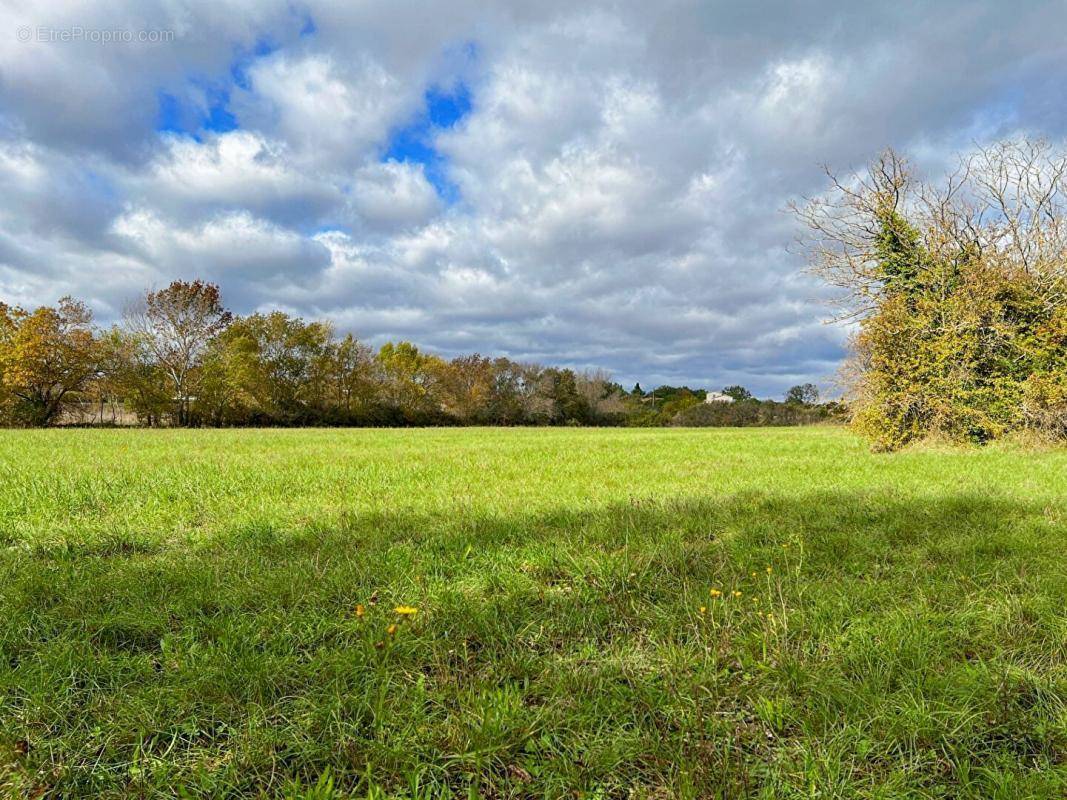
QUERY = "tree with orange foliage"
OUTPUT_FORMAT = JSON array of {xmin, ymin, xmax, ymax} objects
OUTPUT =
[{"xmin": 0, "ymin": 297, "xmax": 100, "ymax": 426}]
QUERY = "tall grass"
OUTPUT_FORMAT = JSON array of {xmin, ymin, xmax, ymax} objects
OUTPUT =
[{"xmin": 0, "ymin": 427, "xmax": 1064, "ymax": 797}]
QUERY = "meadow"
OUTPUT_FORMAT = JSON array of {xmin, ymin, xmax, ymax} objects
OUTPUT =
[{"xmin": 0, "ymin": 426, "xmax": 1064, "ymax": 798}]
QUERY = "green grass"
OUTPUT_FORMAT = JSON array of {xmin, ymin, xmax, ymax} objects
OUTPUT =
[{"xmin": 0, "ymin": 426, "xmax": 1065, "ymax": 798}]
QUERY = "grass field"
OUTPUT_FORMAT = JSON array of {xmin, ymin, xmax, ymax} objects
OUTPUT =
[{"xmin": 0, "ymin": 427, "xmax": 1065, "ymax": 798}]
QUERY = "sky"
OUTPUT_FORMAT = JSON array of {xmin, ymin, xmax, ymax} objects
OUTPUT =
[{"xmin": 1, "ymin": 2, "xmax": 1065, "ymax": 396}]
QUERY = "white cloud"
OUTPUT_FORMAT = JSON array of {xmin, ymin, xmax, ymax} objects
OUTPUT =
[
  {"xmin": 134, "ymin": 131, "xmax": 341, "ymax": 224},
  {"xmin": 233, "ymin": 52, "xmax": 418, "ymax": 168},
  {"xmin": 111, "ymin": 209, "xmax": 331, "ymax": 286},
  {"xmin": 349, "ymin": 161, "xmax": 441, "ymax": 230}
]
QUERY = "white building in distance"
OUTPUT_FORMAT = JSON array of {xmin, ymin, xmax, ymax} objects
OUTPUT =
[{"xmin": 704, "ymin": 391, "xmax": 735, "ymax": 404}]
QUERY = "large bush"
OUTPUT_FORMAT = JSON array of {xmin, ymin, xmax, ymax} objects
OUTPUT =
[{"xmin": 797, "ymin": 141, "xmax": 1067, "ymax": 449}]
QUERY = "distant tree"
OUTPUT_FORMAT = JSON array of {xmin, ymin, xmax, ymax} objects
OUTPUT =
[
  {"xmin": 785, "ymin": 383, "xmax": 819, "ymax": 405},
  {"xmin": 438, "ymin": 354, "xmax": 495, "ymax": 423},
  {"xmin": 100, "ymin": 327, "xmax": 171, "ymax": 426},
  {"xmin": 722, "ymin": 385, "xmax": 753, "ymax": 402},
  {"xmin": 195, "ymin": 337, "xmax": 245, "ymax": 426},
  {"xmin": 660, "ymin": 388, "xmax": 701, "ymax": 417},
  {"xmin": 519, "ymin": 363, "xmax": 555, "ymax": 424},
  {"xmin": 329, "ymin": 334, "xmax": 377, "ymax": 418},
  {"xmin": 576, "ymin": 369, "xmax": 627, "ymax": 422},
  {"xmin": 124, "ymin": 280, "xmax": 232, "ymax": 425},
  {"xmin": 671, "ymin": 398, "xmax": 841, "ymax": 428},
  {"xmin": 377, "ymin": 341, "xmax": 446, "ymax": 421},
  {"xmin": 214, "ymin": 312, "xmax": 334, "ymax": 424},
  {"xmin": 483, "ymin": 357, "xmax": 528, "ymax": 424},
  {"xmin": 533, "ymin": 367, "xmax": 588, "ymax": 424},
  {"xmin": 0, "ymin": 298, "xmax": 99, "ymax": 426},
  {"xmin": 557, "ymin": 369, "xmax": 590, "ymax": 423},
  {"xmin": 631, "ymin": 382, "xmax": 644, "ymax": 397}
]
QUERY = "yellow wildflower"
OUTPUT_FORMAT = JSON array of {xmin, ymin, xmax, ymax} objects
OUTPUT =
[
  {"xmin": 766, "ymin": 566, "xmax": 772, "ymax": 574},
  {"xmin": 386, "ymin": 623, "xmax": 398, "ymax": 636},
  {"xmin": 709, "ymin": 588, "xmax": 722, "ymax": 598},
  {"xmin": 394, "ymin": 606, "xmax": 418, "ymax": 616},
  {"xmin": 699, "ymin": 606, "xmax": 707, "ymax": 614},
  {"xmin": 732, "ymin": 590, "xmax": 742, "ymax": 598},
  {"xmin": 354, "ymin": 604, "xmax": 365, "ymax": 618}
]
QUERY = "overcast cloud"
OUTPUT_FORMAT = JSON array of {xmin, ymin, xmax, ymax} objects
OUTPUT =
[{"xmin": 1, "ymin": 1, "xmax": 1065, "ymax": 395}]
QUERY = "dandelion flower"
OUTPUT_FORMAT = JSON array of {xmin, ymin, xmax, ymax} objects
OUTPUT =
[
  {"xmin": 354, "ymin": 604, "xmax": 365, "ymax": 618},
  {"xmin": 394, "ymin": 606, "xmax": 418, "ymax": 616},
  {"xmin": 709, "ymin": 588, "xmax": 722, "ymax": 598},
  {"xmin": 386, "ymin": 623, "xmax": 398, "ymax": 636},
  {"xmin": 750, "ymin": 572, "xmax": 757, "ymax": 578},
  {"xmin": 732, "ymin": 590, "xmax": 743, "ymax": 598},
  {"xmin": 766, "ymin": 566, "xmax": 772, "ymax": 574},
  {"xmin": 699, "ymin": 606, "xmax": 707, "ymax": 614}
]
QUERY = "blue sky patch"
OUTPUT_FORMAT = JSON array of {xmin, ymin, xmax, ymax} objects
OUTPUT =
[
  {"xmin": 155, "ymin": 85, "xmax": 238, "ymax": 138},
  {"xmin": 230, "ymin": 36, "xmax": 280, "ymax": 91},
  {"xmin": 155, "ymin": 32, "xmax": 288, "ymax": 139},
  {"xmin": 383, "ymin": 84, "xmax": 472, "ymax": 203}
]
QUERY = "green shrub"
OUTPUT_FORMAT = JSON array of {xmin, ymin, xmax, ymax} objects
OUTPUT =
[{"xmin": 797, "ymin": 141, "xmax": 1067, "ymax": 450}]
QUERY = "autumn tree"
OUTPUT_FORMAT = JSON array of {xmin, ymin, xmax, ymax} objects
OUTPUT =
[
  {"xmin": 532, "ymin": 368, "xmax": 589, "ymax": 424},
  {"xmin": 574, "ymin": 369, "xmax": 628, "ymax": 422},
  {"xmin": 0, "ymin": 298, "xmax": 99, "ymax": 426},
  {"xmin": 483, "ymin": 358, "xmax": 535, "ymax": 424},
  {"xmin": 377, "ymin": 341, "xmax": 446, "ymax": 421},
  {"xmin": 329, "ymin": 334, "xmax": 377, "ymax": 419},
  {"xmin": 98, "ymin": 327, "xmax": 171, "ymax": 426},
  {"xmin": 795, "ymin": 139, "xmax": 1067, "ymax": 448},
  {"xmin": 437, "ymin": 354, "xmax": 495, "ymax": 423},
  {"xmin": 210, "ymin": 312, "xmax": 334, "ymax": 424},
  {"xmin": 0, "ymin": 305, "xmax": 13, "ymax": 421},
  {"xmin": 124, "ymin": 280, "xmax": 231, "ymax": 425}
]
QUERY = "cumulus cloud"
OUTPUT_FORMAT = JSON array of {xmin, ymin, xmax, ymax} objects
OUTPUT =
[
  {"xmin": 0, "ymin": 0, "xmax": 1065, "ymax": 394},
  {"xmin": 111, "ymin": 209, "xmax": 332, "ymax": 298},
  {"xmin": 232, "ymin": 52, "xmax": 418, "ymax": 169},
  {"xmin": 348, "ymin": 161, "xmax": 442, "ymax": 231},
  {"xmin": 133, "ymin": 131, "xmax": 342, "ymax": 225}
]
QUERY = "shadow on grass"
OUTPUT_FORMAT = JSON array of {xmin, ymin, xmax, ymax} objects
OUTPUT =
[{"xmin": 1, "ymin": 490, "xmax": 1065, "ymax": 798}]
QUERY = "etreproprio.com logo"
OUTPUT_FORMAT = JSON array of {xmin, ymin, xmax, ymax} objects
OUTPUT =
[{"xmin": 17, "ymin": 26, "xmax": 176, "ymax": 44}]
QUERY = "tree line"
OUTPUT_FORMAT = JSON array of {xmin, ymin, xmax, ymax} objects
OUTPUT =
[
  {"xmin": 0, "ymin": 281, "xmax": 832, "ymax": 428},
  {"xmin": 796, "ymin": 138, "xmax": 1067, "ymax": 449}
]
